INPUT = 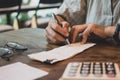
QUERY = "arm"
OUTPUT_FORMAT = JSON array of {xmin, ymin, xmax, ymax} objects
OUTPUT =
[
  {"xmin": 45, "ymin": 0, "xmax": 87, "ymax": 45},
  {"xmin": 104, "ymin": 26, "xmax": 116, "ymax": 38}
]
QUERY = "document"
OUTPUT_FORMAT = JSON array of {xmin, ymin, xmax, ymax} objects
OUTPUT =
[
  {"xmin": 28, "ymin": 43, "xmax": 95, "ymax": 64},
  {"xmin": 0, "ymin": 62, "xmax": 48, "ymax": 80}
]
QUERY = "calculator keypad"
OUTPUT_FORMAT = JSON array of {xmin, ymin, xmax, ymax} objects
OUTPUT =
[{"xmin": 59, "ymin": 62, "xmax": 120, "ymax": 80}]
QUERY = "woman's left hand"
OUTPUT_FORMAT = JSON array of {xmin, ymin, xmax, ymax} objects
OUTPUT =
[{"xmin": 70, "ymin": 23, "xmax": 115, "ymax": 44}]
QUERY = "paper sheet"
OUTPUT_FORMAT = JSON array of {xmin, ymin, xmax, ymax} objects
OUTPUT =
[
  {"xmin": 0, "ymin": 62, "xmax": 48, "ymax": 80},
  {"xmin": 28, "ymin": 43, "xmax": 95, "ymax": 64}
]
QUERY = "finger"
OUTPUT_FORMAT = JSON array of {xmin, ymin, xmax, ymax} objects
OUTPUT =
[
  {"xmin": 46, "ymin": 35, "xmax": 56, "ymax": 44},
  {"xmin": 61, "ymin": 21, "xmax": 70, "ymax": 32},
  {"xmin": 71, "ymin": 24, "xmax": 87, "ymax": 43},
  {"xmin": 45, "ymin": 28, "xmax": 56, "ymax": 44},
  {"xmin": 46, "ymin": 35, "xmax": 53, "ymax": 44},
  {"xmin": 80, "ymin": 25, "xmax": 92, "ymax": 44},
  {"xmin": 46, "ymin": 26, "xmax": 66, "ymax": 43},
  {"xmin": 81, "ymin": 35, "xmax": 88, "ymax": 44},
  {"xmin": 46, "ymin": 34, "xmax": 66, "ymax": 44},
  {"xmin": 71, "ymin": 26, "xmax": 79, "ymax": 43},
  {"xmin": 50, "ymin": 20, "xmax": 69, "ymax": 37}
]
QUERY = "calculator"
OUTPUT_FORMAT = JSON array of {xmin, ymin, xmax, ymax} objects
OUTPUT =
[{"xmin": 59, "ymin": 62, "xmax": 120, "ymax": 80}]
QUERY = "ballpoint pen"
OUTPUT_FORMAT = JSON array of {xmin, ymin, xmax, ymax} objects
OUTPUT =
[{"xmin": 52, "ymin": 13, "xmax": 70, "ymax": 45}]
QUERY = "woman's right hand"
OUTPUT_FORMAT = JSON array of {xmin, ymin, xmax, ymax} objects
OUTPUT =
[{"xmin": 45, "ymin": 16, "xmax": 70, "ymax": 45}]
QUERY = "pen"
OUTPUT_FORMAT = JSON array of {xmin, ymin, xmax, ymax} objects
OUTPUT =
[{"xmin": 52, "ymin": 13, "xmax": 70, "ymax": 45}]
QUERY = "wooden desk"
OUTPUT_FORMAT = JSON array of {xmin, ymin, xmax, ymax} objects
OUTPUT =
[{"xmin": 0, "ymin": 28, "xmax": 120, "ymax": 80}]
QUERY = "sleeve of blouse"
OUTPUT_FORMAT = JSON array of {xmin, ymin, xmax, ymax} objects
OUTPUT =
[{"xmin": 55, "ymin": 0, "xmax": 87, "ymax": 26}]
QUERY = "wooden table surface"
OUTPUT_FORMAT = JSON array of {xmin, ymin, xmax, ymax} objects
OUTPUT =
[{"xmin": 0, "ymin": 28, "xmax": 120, "ymax": 80}]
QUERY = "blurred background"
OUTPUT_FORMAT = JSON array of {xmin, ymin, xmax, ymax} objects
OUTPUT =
[{"xmin": 0, "ymin": 0, "xmax": 63, "ymax": 29}]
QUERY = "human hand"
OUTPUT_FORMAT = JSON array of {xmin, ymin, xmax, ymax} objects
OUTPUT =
[
  {"xmin": 45, "ymin": 16, "xmax": 70, "ymax": 45},
  {"xmin": 70, "ymin": 23, "xmax": 110, "ymax": 44}
]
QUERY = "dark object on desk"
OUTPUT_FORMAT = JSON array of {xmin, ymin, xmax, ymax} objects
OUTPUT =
[
  {"xmin": 43, "ymin": 59, "xmax": 54, "ymax": 64},
  {"xmin": 6, "ymin": 42, "xmax": 28, "ymax": 51},
  {"xmin": 0, "ymin": 48, "xmax": 13, "ymax": 61},
  {"xmin": 0, "ymin": 42, "xmax": 28, "ymax": 61}
]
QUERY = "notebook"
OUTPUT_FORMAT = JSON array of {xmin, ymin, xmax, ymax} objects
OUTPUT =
[
  {"xmin": 0, "ymin": 62, "xmax": 48, "ymax": 80},
  {"xmin": 28, "ymin": 43, "xmax": 95, "ymax": 64}
]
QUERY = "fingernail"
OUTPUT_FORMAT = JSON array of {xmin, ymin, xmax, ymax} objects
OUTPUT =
[{"xmin": 65, "ymin": 33, "xmax": 69, "ymax": 37}]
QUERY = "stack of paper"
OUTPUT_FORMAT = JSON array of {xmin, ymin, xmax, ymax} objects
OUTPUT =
[
  {"xmin": 0, "ymin": 62, "xmax": 48, "ymax": 80},
  {"xmin": 28, "ymin": 43, "xmax": 95, "ymax": 64}
]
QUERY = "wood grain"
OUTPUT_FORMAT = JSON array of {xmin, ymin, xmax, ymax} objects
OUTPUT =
[{"xmin": 0, "ymin": 28, "xmax": 120, "ymax": 80}]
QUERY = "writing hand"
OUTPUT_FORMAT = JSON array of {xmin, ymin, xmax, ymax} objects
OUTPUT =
[{"xmin": 45, "ymin": 16, "xmax": 70, "ymax": 45}]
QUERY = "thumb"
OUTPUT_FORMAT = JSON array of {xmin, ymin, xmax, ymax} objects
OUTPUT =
[
  {"xmin": 61, "ymin": 21, "xmax": 70, "ymax": 36},
  {"xmin": 81, "ymin": 34, "xmax": 88, "ymax": 44}
]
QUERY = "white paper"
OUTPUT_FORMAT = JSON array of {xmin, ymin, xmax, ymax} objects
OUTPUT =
[
  {"xmin": 0, "ymin": 62, "xmax": 48, "ymax": 80},
  {"xmin": 28, "ymin": 43, "xmax": 95, "ymax": 64}
]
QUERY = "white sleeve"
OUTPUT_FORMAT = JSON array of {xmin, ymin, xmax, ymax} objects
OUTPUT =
[{"xmin": 55, "ymin": 0, "xmax": 87, "ymax": 26}]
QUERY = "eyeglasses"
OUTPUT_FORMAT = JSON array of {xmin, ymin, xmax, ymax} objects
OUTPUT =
[{"xmin": 0, "ymin": 42, "xmax": 28, "ymax": 61}]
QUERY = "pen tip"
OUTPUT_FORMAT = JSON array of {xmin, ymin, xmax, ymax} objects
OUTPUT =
[{"xmin": 66, "ymin": 39, "xmax": 70, "ymax": 45}]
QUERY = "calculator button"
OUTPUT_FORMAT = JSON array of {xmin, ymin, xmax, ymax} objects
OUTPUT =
[
  {"xmin": 71, "ymin": 63, "xmax": 79, "ymax": 67},
  {"xmin": 93, "ymin": 71, "xmax": 103, "ymax": 75},
  {"xmin": 94, "ymin": 72, "xmax": 102, "ymax": 77},
  {"xmin": 82, "ymin": 67, "xmax": 89, "ymax": 70},
  {"xmin": 106, "ymin": 62, "xmax": 113, "ymax": 65},
  {"xmin": 82, "ymin": 65, "xmax": 90, "ymax": 68},
  {"xmin": 107, "ymin": 72, "xmax": 116, "ymax": 78},
  {"xmin": 70, "ymin": 67, "xmax": 78, "ymax": 70},
  {"xmin": 94, "ymin": 68, "xmax": 102, "ymax": 71},
  {"xmin": 68, "ymin": 73, "xmax": 76, "ymax": 76},
  {"xmin": 107, "ymin": 67, "xmax": 114, "ymax": 71},
  {"xmin": 83, "ymin": 62, "xmax": 91, "ymax": 65},
  {"xmin": 94, "ymin": 65, "xmax": 101, "ymax": 68},
  {"xmin": 94, "ymin": 70, "xmax": 102, "ymax": 74},
  {"xmin": 69, "ymin": 69, "xmax": 77, "ymax": 73},
  {"xmin": 107, "ymin": 70, "xmax": 115, "ymax": 74},
  {"xmin": 81, "ymin": 70, "xmax": 89, "ymax": 73},
  {"xmin": 80, "ymin": 71, "xmax": 89, "ymax": 76},
  {"xmin": 68, "ymin": 69, "xmax": 77, "ymax": 77},
  {"xmin": 95, "ymin": 62, "xmax": 101, "ymax": 65},
  {"xmin": 80, "ymin": 71, "xmax": 89, "ymax": 75}
]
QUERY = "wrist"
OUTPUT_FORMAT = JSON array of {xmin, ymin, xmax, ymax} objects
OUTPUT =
[{"xmin": 104, "ymin": 26, "xmax": 116, "ymax": 38}]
